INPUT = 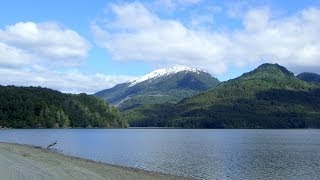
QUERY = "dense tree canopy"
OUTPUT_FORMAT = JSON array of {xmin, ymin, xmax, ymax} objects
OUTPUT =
[
  {"xmin": 0, "ymin": 86, "xmax": 126, "ymax": 128},
  {"xmin": 126, "ymin": 64, "xmax": 320, "ymax": 128},
  {"xmin": 297, "ymin": 72, "xmax": 320, "ymax": 83}
]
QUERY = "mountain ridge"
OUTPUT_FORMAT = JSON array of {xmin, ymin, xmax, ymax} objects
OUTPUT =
[
  {"xmin": 126, "ymin": 63, "xmax": 320, "ymax": 128},
  {"xmin": 94, "ymin": 65, "xmax": 219, "ymax": 111},
  {"xmin": 129, "ymin": 65, "xmax": 206, "ymax": 86},
  {"xmin": 297, "ymin": 72, "xmax": 320, "ymax": 83}
]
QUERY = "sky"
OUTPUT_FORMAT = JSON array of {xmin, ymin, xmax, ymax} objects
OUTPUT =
[{"xmin": 0, "ymin": 0, "xmax": 320, "ymax": 94}]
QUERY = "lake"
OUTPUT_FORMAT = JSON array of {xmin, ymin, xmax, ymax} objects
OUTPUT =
[{"xmin": 0, "ymin": 129, "xmax": 319, "ymax": 179}]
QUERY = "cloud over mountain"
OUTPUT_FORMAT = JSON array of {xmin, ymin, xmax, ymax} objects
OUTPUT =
[
  {"xmin": 0, "ymin": 67, "xmax": 136, "ymax": 94},
  {"xmin": 93, "ymin": 2, "xmax": 320, "ymax": 75}
]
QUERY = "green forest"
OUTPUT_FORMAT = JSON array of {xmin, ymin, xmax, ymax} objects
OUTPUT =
[
  {"xmin": 125, "ymin": 64, "xmax": 320, "ymax": 128},
  {"xmin": 1, "ymin": 64, "xmax": 320, "ymax": 129},
  {"xmin": 0, "ymin": 86, "xmax": 126, "ymax": 128}
]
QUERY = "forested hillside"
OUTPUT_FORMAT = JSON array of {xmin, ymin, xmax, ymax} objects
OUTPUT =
[
  {"xmin": 297, "ymin": 72, "xmax": 320, "ymax": 83},
  {"xmin": 0, "ymin": 86, "xmax": 126, "ymax": 128},
  {"xmin": 126, "ymin": 64, "xmax": 320, "ymax": 128},
  {"xmin": 95, "ymin": 66, "xmax": 219, "ymax": 111}
]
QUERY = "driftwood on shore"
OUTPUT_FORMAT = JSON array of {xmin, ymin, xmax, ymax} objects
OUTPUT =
[{"xmin": 46, "ymin": 141, "xmax": 57, "ymax": 149}]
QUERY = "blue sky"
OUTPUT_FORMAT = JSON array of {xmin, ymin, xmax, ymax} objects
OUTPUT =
[{"xmin": 0, "ymin": 0, "xmax": 320, "ymax": 93}]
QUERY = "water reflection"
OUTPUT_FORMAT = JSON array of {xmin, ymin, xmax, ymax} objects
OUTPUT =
[{"xmin": 0, "ymin": 129, "xmax": 319, "ymax": 179}]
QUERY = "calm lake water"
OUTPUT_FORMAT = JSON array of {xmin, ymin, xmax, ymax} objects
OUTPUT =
[{"xmin": 0, "ymin": 129, "xmax": 319, "ymax": 179}]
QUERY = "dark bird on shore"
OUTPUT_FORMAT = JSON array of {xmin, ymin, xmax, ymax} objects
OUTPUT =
[{"xmin": 46, "ymin": 140, "xmax": 58, "ymax": 149}]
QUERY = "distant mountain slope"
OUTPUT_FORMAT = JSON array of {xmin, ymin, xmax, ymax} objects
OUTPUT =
[
  {"xmin": 94, "ymin": 65, "xmax": 219, "ymax": 111},
  {"xmin": 0, "ymin": 86, "xmax": 126, "ymax": 128},
  {"xmin": 127, "ymin": 63, "xmax": 320, "ymax": 128},
  {"xmin": 297, "ymin": 72, "xmax": 320, "ymax": 83}
]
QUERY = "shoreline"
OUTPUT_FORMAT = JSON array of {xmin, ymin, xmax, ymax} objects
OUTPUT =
[
  {"xmin": 0, "ymin": 142, "xmax": 190, "ymax": 180},
  {"xmin": 1, "ymin": 127, "xmax": 319, "ymax": 130}
]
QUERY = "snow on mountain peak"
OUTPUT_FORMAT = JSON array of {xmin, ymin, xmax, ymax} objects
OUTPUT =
[{"xmin": 129, "ymin": 65, "xmax": 205, "ymax": 86}]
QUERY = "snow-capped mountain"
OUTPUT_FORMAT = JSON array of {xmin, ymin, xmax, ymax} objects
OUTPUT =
[
  {"xmin": 129, "ymin": 65, "xmax": 205, "ymax": 86},
  {"xmin": 94, "ymin": 66, "xmax": 219, "ymax": 111}
]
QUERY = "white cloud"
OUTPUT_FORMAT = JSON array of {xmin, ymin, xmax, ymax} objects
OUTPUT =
[
  {"xmin": 0, "ymin": 42, "xmax": 32, "ymax": 68},
  {"xmin": 92, "ymin": 2, "xmax": 229, "ymax": 74},
  {"xmin": 0, "ymin": 21, "xmax": 138, "ymax": 94},
  {"xmin": 0, "ymin": 22, "xmax": 90, "ymax": 67},
  {"xmin": 232, "ymin": 7, "xmax": 320, "ymax": 69},
  {"xmin": 0, "ymin": 67, "xmax": 137, "ymax": 94},
  {"xmin": 155, "ymin": 0, "xmax": 201, "ymax": 9},
  {"xmin": 93, "ymin": 2, "xmax": 320, "ymax": 75}
]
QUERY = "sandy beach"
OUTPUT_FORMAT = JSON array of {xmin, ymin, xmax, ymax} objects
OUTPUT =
[{"xmin": 0, "ymin": 142, "xmax": 189, "ymax": 180}]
